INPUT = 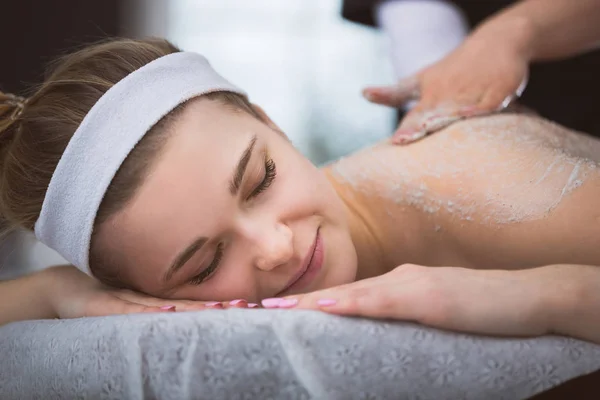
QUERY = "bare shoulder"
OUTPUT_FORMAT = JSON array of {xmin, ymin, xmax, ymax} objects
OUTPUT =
[
  {"xmin": 324, "ymin": 113, "xmax": 600, "ymax": 268},
  {"xmin": 328, "ymin": 113, "xmax": 600, "ymax": 222}
]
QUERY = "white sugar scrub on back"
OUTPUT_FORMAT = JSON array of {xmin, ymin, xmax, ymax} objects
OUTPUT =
[{"xmin": 327, "ymin": 113, "xmax": 600, "ymax": 227}]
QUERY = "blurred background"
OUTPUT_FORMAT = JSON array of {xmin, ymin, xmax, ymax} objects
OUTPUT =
[{"xmin": 0, "ymin": 0, "xmax": 396, "ymax": 277}]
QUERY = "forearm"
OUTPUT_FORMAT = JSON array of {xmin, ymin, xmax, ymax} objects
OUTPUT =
[
  {"xmin": 0, "ymin": 268, "xmax": 57, "ymax": 326},
  {"xmin": 531, "ymin": 264, "xmax": 600, "ymax": 344},
  {"xmin": 472, "ymin": 0, "xmax": 600, "ymax": 62}
]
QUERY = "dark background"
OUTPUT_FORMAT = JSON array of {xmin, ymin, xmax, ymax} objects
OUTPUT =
[
  {"xmin": 3, "ymin": 0, "xmax": 599, "ymax": 137},
  {"xmin": 0, "ymin": 1, "xmax": 121, "ymax": 94}
]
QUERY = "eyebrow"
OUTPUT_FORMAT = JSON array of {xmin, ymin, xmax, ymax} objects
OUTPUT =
[
  {"xmin": 229, "ymin": 135, "xmax": 257, "ymax": 195},
  {"xmin": 163, "ymin": 135, "xmax": 258, "ymax": 283},
  {"xmin": 163, "ymin": 236, "xmax": 207, "ymax": 282}
]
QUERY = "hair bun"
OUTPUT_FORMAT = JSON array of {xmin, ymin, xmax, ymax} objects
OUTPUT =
[{"xmin": 0, "ymin": 91, "xmax": 27, "ymax": 137}]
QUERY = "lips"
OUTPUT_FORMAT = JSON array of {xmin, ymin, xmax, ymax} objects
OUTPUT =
[{"xmin": 276, "ymin": 229, "xmax": 324, "ymax": 296}]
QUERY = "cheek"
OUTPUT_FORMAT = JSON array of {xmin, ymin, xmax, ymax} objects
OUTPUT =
[
  {"xmin": 279, "ymin": 175, "xmax": 331, "ymax": 221},
  {"xmin": 279, "ymin": 156, "xmax": 333, "ymax": 206}
]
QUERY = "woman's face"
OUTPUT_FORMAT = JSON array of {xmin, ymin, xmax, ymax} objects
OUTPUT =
[{"xmin": 100, "ymin": 98, "xmax": 357, "ymax": 302}]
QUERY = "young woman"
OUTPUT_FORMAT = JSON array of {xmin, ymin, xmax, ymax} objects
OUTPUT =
[{"xmin": 0, "ymin": 38, "xmax": 599, "ymax": 344}]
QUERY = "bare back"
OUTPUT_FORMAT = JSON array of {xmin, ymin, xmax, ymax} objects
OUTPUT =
[{"xmin": 325, "ymin": 113, "xmax": 600, "ymax": 271}]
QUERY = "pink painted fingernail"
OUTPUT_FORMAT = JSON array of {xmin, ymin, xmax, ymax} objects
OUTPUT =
[
  {"xmin": 160, "ymin": 305, "xmax": 176, "ymax": 311},
  {"xmin": 205, "ymin": 302, "xmax": 223, "ymax": 309},
  {"xmin": 229, "ymin": 299, "xmax": 247, "ymax": 306},
  {"xmin": 317, "ymin": 299, "xmax": 337, "ymax": 307},
  {"xmin": 248, "ymin": 303, "xmax": 259, "ymax": 308},
  {"xmin": 261, "ymin": 298, "xmax": 283, "ymax": 308},
  {"xmin": 277, "ymin": 299, "xmax": 298, "ymax": 308}
]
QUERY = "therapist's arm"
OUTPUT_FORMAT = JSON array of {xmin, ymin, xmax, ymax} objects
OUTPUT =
[
  {"xmin": 475, "ymin": 0, "xmax": 600, "ymax": 61},
  {"xmin": 364, "ymin": 0, "xmax": 600, "ymax": 143}
]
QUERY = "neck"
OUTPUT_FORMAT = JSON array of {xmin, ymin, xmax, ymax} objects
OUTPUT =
[
  {"xmin": 324, "ymin": 164, "xmax": 453, "ymax": 278},
  {"xmin": 324, "ymin": 169, "xmax": 389, "ymax": 280}
]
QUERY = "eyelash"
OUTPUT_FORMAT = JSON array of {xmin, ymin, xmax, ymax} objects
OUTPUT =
[
  {"xmin": 249, "ymin": 156, "xmax": 277, "ymax": 199},
  {"xmin": 189, "ymin": 157, "xmax": 277, "ymax": 286},
  {"xmin": 190, "ymin": 242, "xmax": 223, "ymax": 285}
]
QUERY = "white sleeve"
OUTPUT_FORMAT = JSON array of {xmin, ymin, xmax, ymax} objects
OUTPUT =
[{"xmin": 375, "ymin": 0, "xmax": 470, "ymax": 80}]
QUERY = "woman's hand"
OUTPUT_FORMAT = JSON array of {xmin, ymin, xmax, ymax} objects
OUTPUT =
[
  {"xmin": 262, "ymin": 264, "xmax": 553, "ymax": 338},
  {"xmin": 363, "ymin": 19, "xmax": 531, "ymax": 145},
  {"xmin": 44, "ymin": 265, "xmax": 249, "ymax": 319}
]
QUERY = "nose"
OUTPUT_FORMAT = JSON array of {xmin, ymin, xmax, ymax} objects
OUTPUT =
[{"xmin": 253, "ymin": 222, "xmax": 294, "ymax": 272}]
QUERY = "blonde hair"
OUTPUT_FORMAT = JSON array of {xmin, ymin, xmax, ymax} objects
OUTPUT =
[{"xmin": 0, "ymin": 38, "xmax": 259, "ymax": 287}]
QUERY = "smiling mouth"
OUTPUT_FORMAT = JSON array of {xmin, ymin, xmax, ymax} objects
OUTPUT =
[{"xmin": 276, "ymin": 228, "xmax": 322, "ymax": 296}]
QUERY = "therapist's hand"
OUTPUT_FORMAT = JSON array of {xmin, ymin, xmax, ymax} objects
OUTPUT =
[
  {"xmin": 363, "ymin": 23, "xmax": 530, "ymax": 145},
  {"xmin": 45, "ymin": 265, "xmax": 236, "ymax": 319}
]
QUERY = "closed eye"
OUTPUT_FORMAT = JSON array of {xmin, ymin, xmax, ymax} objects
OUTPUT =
[
  {"xmin": 248, "ymin": 156, "xmax": 276, "ymax": 199},
  {"xmin": 189, "ymin": 242, "xmax": 223, "ymax": 286},
  {"xmin": 187, "ymin": 155, "xmax": 276, "ymax": 286}
]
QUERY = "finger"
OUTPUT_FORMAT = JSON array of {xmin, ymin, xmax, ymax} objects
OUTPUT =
[
  {"xmin": 488, "ymin": 73, "xmax": 529, "ymax": 111},
  {"xmin": 418, "ymin": 104, "xmax": 489, "ymax": 133},
  {"xmin": 362, "ymin": 76, "xmax": 420, "ymax": 108},
  {"xmin": 391, "ymin": 105, "xmax": 430, "ymax": 144},
  {"xmin": 227, "ymin": 299, "xmax": 249, "ymax": 308},
  {"xmin": 456, "ymin": 104, "xmax": 484, "ymax": 117},
  {"xmin": 396, "ymin": 105, "xmax": 426, "ymax": 131},
  {"xmin": 84, "ymin": 296, "xmax": 177, "ymax": 317},
  {"xmin": 113, "ymin": 290, "xmax": 214, "ymax": 311},
  {"xmin": 305, "ymin": 287, "xmax": 406, "ymax": 319},
  {"xmin": 198, "ymin": 301, "xmax": 225, "ymax": 310},
  {"xmin": 392, "ymin": 102, "xmax": 493, "ymax": 145},
  {"xmin": 396, "ymin": 98, "xmax": 457, "ymax": 131},
  {"xmin": 260, "ymin": 278, "xmax": 375, "ymax": 310},
  {"xmin": 419, "ymin": 114, "xmax": 463, "ymax": 134},
  {"xmin": 113, "ymin": 289, "xmax": 172, "ymax": 305},
  {"xmin": 480, "ymin": 87, "xmax": 515, "ymax": 112},
  {"xmin": 391, "ymin": 130, "xmax": 428, "ymax": 146},
  {"xmin": 282, "ymin": 265, "xmax": 432, "ymax": 320},
  {"xmin": 264, "ymin": 284, "xmax": 411, "ymax": 321}
]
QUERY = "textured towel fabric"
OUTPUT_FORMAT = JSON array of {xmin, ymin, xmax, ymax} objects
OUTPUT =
[
  {"xmin": 1, "ymin": 310, "xmax": 599, "ymax": 400},
  {"xmin": 34, "ymin": 52, "xmax": 245, "ymax": 274}
]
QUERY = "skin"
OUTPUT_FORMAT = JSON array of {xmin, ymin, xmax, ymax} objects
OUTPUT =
[
  {"xmin": 95, "ymin": 97, "xmax": 600, "ymax": 309},
  {"xmin": 95, "ymin": 98, "xmax": 359, "ymax": 303},
  {"xmin": 326, "ymin": 113, "xmax": 600, "ymax": 272},
  {"xmin": 285, "ymin": 112, "xmax": 600, "ymax": 343}
]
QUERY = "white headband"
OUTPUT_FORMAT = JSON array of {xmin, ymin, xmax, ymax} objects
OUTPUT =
[{"xmin": 34, "ymin": 51, "xmax": 246, "ymax": 274}]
